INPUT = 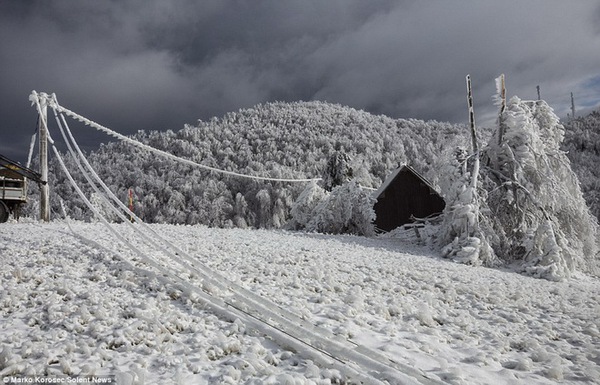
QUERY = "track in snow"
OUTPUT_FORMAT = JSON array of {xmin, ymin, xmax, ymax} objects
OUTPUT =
[{"xmin": 65, "ymin": 221, "xmax": 444, "ymax": 385}]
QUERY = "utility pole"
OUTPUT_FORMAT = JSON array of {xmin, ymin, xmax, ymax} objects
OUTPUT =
[
  {"xmin": 38, "ymin": 95, "xmax": 50, "ymax": 222},
  {"xmin": 496, "ymin": 74, "xmax": 507, "ymax": 145},
  {"xmin": 466, "ymin": 74, "xmax": 480, "ymax": 194},
  {"xmin": 570, "ymin": 92, "xmax": 576, "ymax": 121},
  {"xmin": 466, "ymin": 75, "xmax": 478, "ymax": 154}
]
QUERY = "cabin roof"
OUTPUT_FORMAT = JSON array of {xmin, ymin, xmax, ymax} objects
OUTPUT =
[
  {"xmin": 373, "ymin": 164, "xmax": 440, "ymax": 199},
  {"xmin": 372, "ymin": 164, "xmax": 446, "ymax": 232}
]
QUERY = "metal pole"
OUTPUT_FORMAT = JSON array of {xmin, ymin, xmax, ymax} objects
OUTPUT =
[{"xmin": 39, "ymin": 96, "xmax": 50, "ymax": 222}]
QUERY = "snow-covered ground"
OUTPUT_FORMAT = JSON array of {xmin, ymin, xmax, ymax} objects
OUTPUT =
[{"xmin": 1, "ymin": 221, "xmax": 599, "ymax": 384}]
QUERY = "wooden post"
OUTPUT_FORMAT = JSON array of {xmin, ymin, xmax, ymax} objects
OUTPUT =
[
  {"xmin": 466, "ymin": 75, "xmax": 478, "ymax": 155},
  {"xmin": 466, "ymin": 75, "xmax": 480, "ymax": 189},
  {"xmin": 39, "ymin": 95, "xmax": 50, "ymax": 222},
  {"xmin": 571, "ymin": 92, "xmax": 576, "ymax": 121},
  {"xmin": 536, "ymin": 85, "xmax": 541, "ymax": 100},
  {"xmin": 496, "ymin": 74, "xmax": 507, "ymax": 145}
]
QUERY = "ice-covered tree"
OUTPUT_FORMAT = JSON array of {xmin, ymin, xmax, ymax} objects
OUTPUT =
[
  {"xmin": 438, "ymin": 75, "xmax": 598, "ymax": 280},
  {"xmin": 288, "ymin": 181, "xmax": 328, "ymax": 230},
  {"xmin": 438, "ymin": 148, "xmax": 496, "ymax": 266},
  {"xmin": 483, "ymin": 97, "xmax": 598, "ymax": 279},
  {"xmin": 233, "ymin": 192, "xmax": 249, "ymax": 229},
  {"xmin": 439, "ymin": 76, "xmax": 496, "ymax": 266},
  {"xmin": 305, "ymin": 180, "xmax": 376, "ymax": 236},
  {"xmin": 323, "ymin": 150, "xmax": 353, "ymax": 191},
  {"xmin": 563, "ymin": 110, "xmax": 600, "ymax": 222}
]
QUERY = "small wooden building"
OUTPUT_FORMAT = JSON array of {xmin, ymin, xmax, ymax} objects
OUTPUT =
[
  {"xmin": 0, "ymin": 154, "xmax": 44, "ymax": 222},
  {"xmin": 373, "ymin": 165, "xmax": 445, "ymax": 232}
]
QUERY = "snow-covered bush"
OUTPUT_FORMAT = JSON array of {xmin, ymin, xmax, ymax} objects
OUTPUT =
[
  {"xmin": 255, "ymin": 189, "xmax": 272, "ymax": 228},
  {"xmin": 289, "ymin": 180, "xmax": 375, "ymax": 236},
  {"xmin": 90, "ymin": 192, "xmax": 120, "ymax": 223},
  {"xmin": 288, "ymin": 181, "xmax": 327, "ymax": 230},
  {"xmin": 233, "ymin": 193, "xmax": 249, "ymax": 229},
  {"xmin": 304, "ymin": 180, "xmax": 376, "ymax": 236}
]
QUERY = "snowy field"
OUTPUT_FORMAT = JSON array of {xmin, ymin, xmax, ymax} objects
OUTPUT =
[{"xmin": 1, "ymin": 221, "xmax": 599, "ymax": 384}]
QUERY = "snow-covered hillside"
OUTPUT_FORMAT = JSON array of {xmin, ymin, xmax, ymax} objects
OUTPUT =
[
  {"xmin": 28, "ymin": 101, "xmax": 471, "ymax": 228},
  {"xmin": 564, "ymin": 109, "xmax": 600, "ymax": 221},
  {"xmin": 1, "ymin": 221, "xmax": 598, "ymax": 384}
]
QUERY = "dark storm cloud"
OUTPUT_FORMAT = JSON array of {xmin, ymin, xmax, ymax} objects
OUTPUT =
[
  {"xmin": 1, "ymin": 0, "xmax": 599, "ymax": 163},
  {"xmin": 306, "ymin": 1, "xmax": 600, "ymax": 124}
]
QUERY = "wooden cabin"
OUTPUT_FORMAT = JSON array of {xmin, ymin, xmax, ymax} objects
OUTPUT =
[
  {"xmin": 373, "ymin": 165, "xmax": 445, "ymax": 232},
  {"xmin": 0, "ymin": 154, "xmax": 44, "ymax": 222}
]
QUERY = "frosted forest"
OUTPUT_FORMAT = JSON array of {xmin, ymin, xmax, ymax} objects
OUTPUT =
[{"xmin": 24, "ymin": 92, "xmax": 600, "ymax": 281}]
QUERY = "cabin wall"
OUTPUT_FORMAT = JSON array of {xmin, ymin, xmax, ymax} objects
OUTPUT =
[{"xmin": 374, "ymin": 169, "xmax": 445, "ymax": 232}]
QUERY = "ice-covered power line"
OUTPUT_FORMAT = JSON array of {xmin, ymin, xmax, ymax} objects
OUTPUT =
[
  {"xmin": 32, "ymin": 91, "xmax": 322, "ymax": 184},
  {"xmin": 44, "ymin": 98, "xmax": 440, "ymax": 385}
]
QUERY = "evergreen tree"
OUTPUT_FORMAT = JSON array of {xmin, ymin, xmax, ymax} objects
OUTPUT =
[{"xmin": 323, "ymin": 151, "xmax": 353, "ymax": 191}]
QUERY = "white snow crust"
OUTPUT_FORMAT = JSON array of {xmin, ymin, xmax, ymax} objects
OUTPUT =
[{"xmin": 1, "ymin": 222, "xmax": 599, "ymax": 384}]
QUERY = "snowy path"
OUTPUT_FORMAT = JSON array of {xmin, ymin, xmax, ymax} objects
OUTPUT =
[{"xmin": 1, "ymin": 222, "xmax": 599, "ymax": 384}]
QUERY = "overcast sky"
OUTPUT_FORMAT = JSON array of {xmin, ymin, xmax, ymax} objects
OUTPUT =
[{"xmin": 1, "ymin": 0, "xmax": 599, "ymax": 163}]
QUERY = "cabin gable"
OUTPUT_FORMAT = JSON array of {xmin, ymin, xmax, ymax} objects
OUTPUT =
[{"xmin": 373, "ymin": 165, "xmax": 445, "ymax": 232}]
